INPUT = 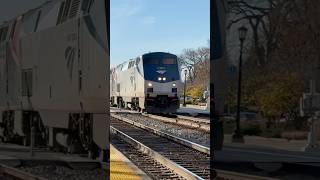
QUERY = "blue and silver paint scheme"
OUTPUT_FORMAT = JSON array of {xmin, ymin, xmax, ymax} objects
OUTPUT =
[
  {"xmin": 0, "ymin": 0, "xmax": 109, "ymax": 160},
  {"xmin": 110, "ymin": 52, "xmax": 183, "ymax": 114}
]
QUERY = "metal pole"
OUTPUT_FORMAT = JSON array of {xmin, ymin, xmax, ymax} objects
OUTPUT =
[
  {"xmin": 232, "ymin": 39, "xmax": 244, "ymax": 143},
  {"xmin": 183, "ymin": 71, "xmax": 187, "ymax": 107}
]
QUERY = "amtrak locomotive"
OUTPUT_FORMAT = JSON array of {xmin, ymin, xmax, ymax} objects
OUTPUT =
[
  {"xmin": 0, "ymin": 0, "xmax": 109, "ymax": 161},
  {"xmin": 110, "ymin": 52, "xmax": 183, "ymax": 114}
]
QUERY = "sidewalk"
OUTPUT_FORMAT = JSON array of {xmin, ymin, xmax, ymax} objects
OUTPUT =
[
  {"xmin": 177, "ymin": 104, "xmax": 210, "ymax": 116},
  {"xmin": 224, "ymin": 134, "xmax": 320, "ymax": 153}
]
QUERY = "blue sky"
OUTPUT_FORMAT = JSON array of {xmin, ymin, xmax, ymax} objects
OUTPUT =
[{"xmin": 111, "ymin": 0, "xmax": 210, "ymax": 67}]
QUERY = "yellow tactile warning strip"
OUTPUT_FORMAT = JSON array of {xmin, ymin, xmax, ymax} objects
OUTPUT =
[{"xmin": 110, "ymin": 144, "xmax": 151, "ymax": 180}]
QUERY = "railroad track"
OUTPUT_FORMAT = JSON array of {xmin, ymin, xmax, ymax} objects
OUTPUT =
[
  {"xmin": 0, "ymin": 147, "xmax": 106, "ymax": 180},
  {"xmin": 0, "ymin": 160, "xmax": 106, "ymax": 180},
  {"xmin": 111, "ymin": 107, "xmax": 210, "ymax": 132},
  {"xmin": 0, "ymin": 164, "xmax": 47, "ymax": 180},
  {"xmin": 111, "ymin": 116, "xmax": 210, "ymax": 179},
  {"xmin": 143, "ymin": 113, "xmax": 210, "ymax": 133},
  {"xmin": 111, "ymin": 114, "xmax": 281, "ymax": 180},
  {"xmin": 112, "ymin": 111, "xmax": 210, "ymax": 148}
]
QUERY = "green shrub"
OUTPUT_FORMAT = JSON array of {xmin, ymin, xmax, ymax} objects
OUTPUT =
[
  {"xmin": 241, "ymin": 124, "xmax": 262, "ymax": 136},
  {"xmin": 262, "ymin": 128, "xmax": 283, "ymax": 138}
]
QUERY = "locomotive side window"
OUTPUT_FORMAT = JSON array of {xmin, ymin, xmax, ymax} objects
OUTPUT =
[{"xmin": 22, "ymin": 69, "xmax": 33, "ymax": 97}]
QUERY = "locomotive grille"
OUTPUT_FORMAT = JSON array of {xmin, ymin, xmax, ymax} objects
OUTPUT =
[
  {"xmin": 69, "ymin": 0, "xmax": 81, "ymax": 18},
  {"xmin": 157, "ymin": 95, "xmax": 168, "ymax": 107}
]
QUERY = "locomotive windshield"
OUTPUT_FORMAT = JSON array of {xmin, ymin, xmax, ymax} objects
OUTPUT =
[{"xmin": 142, "ymin": 53, "xmax": 180, "ymax": 82}]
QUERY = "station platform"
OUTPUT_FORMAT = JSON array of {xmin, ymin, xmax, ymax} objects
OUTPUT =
[
  {"xmin": 176, "ymin": 105, "xmax": 210, "ymax": 117},
  {"xmin": 110, "ymin": 144, "xmax": 151, "ymax": 180}
]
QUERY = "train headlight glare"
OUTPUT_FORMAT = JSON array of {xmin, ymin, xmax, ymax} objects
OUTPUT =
[
  {"xmin": 163, "ymin": 77, "xmax": 166, "ymax": 81},
  {"xmin": 158, "ymin": 77, "xmax": 162, "ymax": 81},
  {"xmin": 173, "ymin": 83, "xmax": 176, "ymax": 87},
  {"xmin": 148, "ymin": 82, "xmax": 152, "ymax": 87}
]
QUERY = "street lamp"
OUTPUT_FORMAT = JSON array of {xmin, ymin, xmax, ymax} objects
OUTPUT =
[
  {"xmin": 183, "ymin": 69, "xmax": 188, "ymax": 107},
  {"xmin": 232, "ymin": 25, "xmax": 247, "ymax": 143}
]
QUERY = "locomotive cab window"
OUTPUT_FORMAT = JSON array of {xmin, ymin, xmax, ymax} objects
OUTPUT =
[
  {"xmin": 144, "ymin": 59, "xmax": 159, "ymax": 65},
  {"xmin": 163, "ymin": 58, "xmax": 177, "ymax": 65}
]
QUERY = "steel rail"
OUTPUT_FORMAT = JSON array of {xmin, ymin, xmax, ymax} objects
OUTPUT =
[
  {"xmin": 110, "ymin": 126, "xmax": 204, "ymax": 180},
  {"xmin": 0, "ymin": 164, "xmax": 48, "ymax": 180},
  {"xmin": 111, "ymin": 113, "xmax": 210, "ymax": 155},
  {"xmin": 143, "ymin": 113, "xmax": 210, "ymax": 132}
]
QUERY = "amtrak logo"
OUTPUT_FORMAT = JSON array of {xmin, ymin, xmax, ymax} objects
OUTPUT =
[
  {"xmin": 156, "ymin": 70, "xmax": 166, "ymax": 74},
  {"xmin": 156, "ymin": 67, "xmax": 166, "ymax": 74},
  {"xmin": 65, "ymin": 46, "xmax": 75, "ymax": 80}
]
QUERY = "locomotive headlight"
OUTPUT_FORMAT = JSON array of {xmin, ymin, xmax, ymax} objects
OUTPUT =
[
  {"xmin": 148, "ymin": 82, "xmax": 153, "ymax": 87},
  {"xmin": 158, "ymin": 77, "xmax": 162, "ymax": 81},
  {"xmin": 173, "ymin": 83, "xmax": 176, "ymax": 87},
  {"xmin": 163, "ymin": 77, "xmax": 166, "ymax": 81}
]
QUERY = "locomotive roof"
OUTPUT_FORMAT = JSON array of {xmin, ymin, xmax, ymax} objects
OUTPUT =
[
  {"xmin": 142, "ymin": 52, "xmax": 177, "ymax": 57},
  {"xmin": 112, "ymin": 52, "xmax": 177, "ymax": 69}
]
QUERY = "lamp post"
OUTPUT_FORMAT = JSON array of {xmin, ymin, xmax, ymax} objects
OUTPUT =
[
  {"xmin": 183, "ymin": 69, "xmax": 188, "ymax": 107},
  {"xmin": 232, "ymin": 25, "xmax": 247, "ymax": 143}
]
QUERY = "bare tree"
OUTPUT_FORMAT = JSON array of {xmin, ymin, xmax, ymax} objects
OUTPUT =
[
  {"xmin": 227, "ymin": 0, "xmax": 295, "ymax": 66},
  {"xmin": 179, "ymin": 47, "xmax": 210, "ymax": 83}
]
